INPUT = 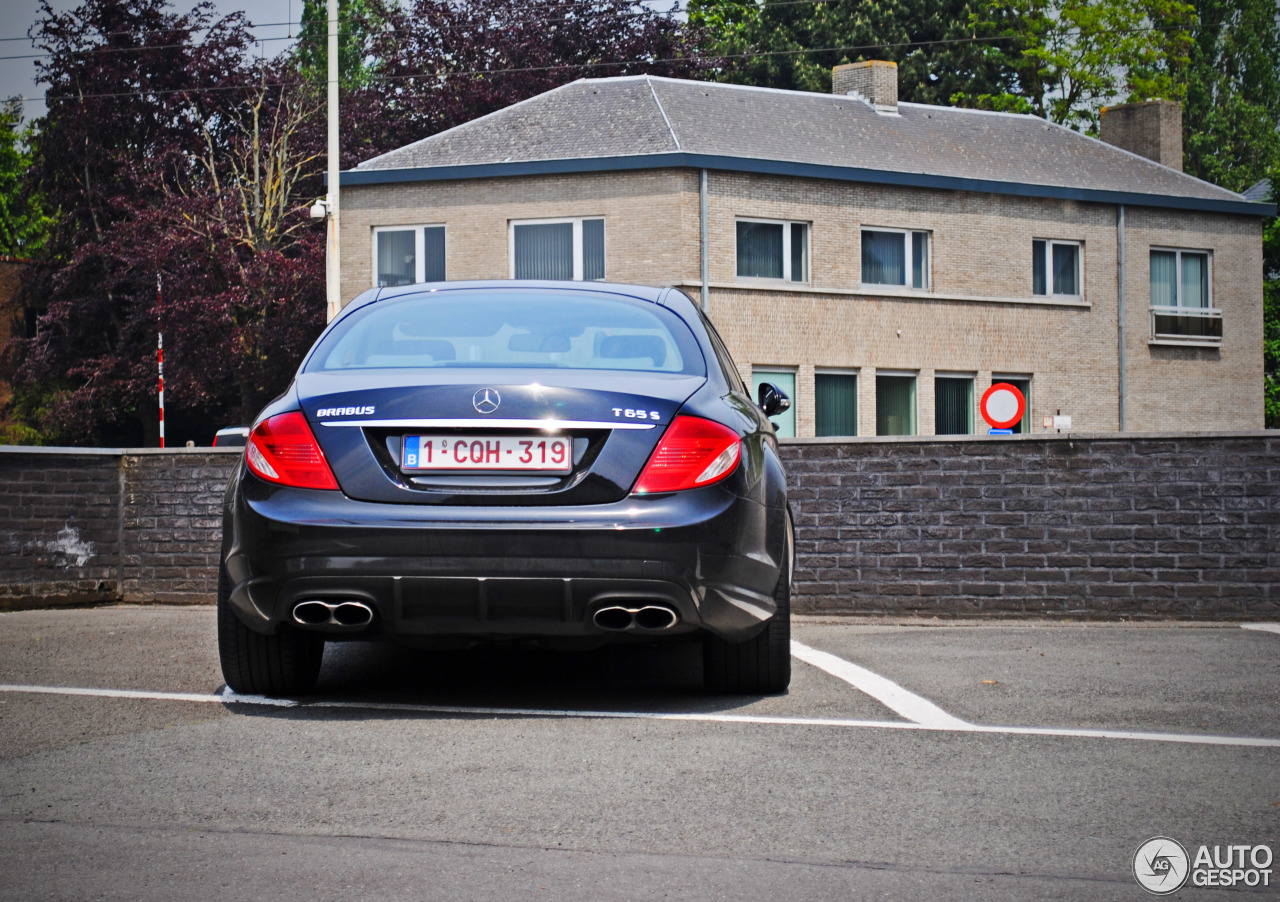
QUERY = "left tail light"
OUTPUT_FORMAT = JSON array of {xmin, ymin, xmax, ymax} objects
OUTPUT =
[
  {"xmin": 632, "ymin": 415, "xmax": 742, "ymax": 495},
  {"xmin": 245, "ymin": 412, "xmax": 339, "ymax": 490}
]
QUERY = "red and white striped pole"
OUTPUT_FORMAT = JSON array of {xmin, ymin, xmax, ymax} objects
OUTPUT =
[{"xmin": 157, "ymin": 274, "xmax": 164, "ymax": 449}]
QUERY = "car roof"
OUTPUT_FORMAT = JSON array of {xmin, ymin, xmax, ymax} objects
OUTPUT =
[{"xmin": 372, "ymin": 280, "xmax": 669, "ymax": 304}]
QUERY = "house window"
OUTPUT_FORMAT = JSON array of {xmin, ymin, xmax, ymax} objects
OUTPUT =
[
  {"xmin": 1033, "ymin": 240, "xmax": 1081, "ymax": 297},
  {"xmin": 511, "ymin": 217, "xmax": 604, "ymax": 281},
  {"xmin": 373, "ymin": 226, "xmax": 446, "ymax": 286},
  {"xmin": 862, "ymin": 229, "xmax": 928, "ymax": 289},
  {"xmin": 751, "ymin": 368, "xmax": 796, "ymax": 437},
  {"xmin": 993, "ymin": 375, "xmax": 1032, "ymax": 433},
  {"xmin": 934, "ymin": 375, "xmax": 973, "ymax": 435},
  {"xmin": 876, "ymin": 373, "xmax": 917, "ymax": 435},
  {"xmin": 815, "ymin": 371, "xmax": 857, "ymax": 437},
  {"xmin": 736, "ymin": 220, "xmax": 809, "ymax": 282},
  {"xmin": 1150, "ymin": 249, "xmax": 1220, "ymax": 342}
]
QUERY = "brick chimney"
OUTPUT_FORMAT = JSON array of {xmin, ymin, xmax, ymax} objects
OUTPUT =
[
  {"xmin": 832, "ymin": 61, "xmax": 897, "ymax": 113},
  {"xmin": 1099, "ymin": 100, "xmax": 1183, "ymax": 171}
]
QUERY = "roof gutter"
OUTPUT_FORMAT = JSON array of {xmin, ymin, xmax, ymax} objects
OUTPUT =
[{"xmin": 334, "ymin": 152, "xmax": 1276, "ymax": 218}]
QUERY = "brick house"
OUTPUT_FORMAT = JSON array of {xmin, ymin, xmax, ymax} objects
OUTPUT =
[{"xmin": 336, "ymin": 63, "xmax": 1274, "ymax": 436}]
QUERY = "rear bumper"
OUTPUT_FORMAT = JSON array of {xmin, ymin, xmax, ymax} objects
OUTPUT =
[{"xmin": 222, "ymin": 467, "xmax": 786, "ymax": 643}]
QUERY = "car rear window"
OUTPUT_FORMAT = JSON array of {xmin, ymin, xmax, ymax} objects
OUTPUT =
[{"xmin": 307, "ymin": 290, "xmax": 705, "ymax": 375}]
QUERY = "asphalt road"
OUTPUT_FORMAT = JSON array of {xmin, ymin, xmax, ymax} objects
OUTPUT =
[{"xmin": 1, "ymin": 606, "xmax": 1277, "ymax": 901}]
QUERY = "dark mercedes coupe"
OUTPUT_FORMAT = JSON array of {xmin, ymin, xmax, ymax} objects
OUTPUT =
[{"xmin": 218, "ymin": 281, "xmax": 793, "ymax": 696}]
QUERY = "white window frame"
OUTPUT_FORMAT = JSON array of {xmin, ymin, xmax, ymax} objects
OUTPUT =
[
  {"xmin": 814, "ymin": 367, "xmax": 859, "ymax": 437},
  {"xmin": 1148, "ymin": 247, "xmax": 1220, "ymax": 345},
  {"xmin": 735, "ymin": 218, "xmax": 810, "ymax": 284},
  {"xmin": 371, "ymin": 224, "xmax": 446, "ymax": 287},
  {"xmin": 860, "ymin": 227, "xmax": 930, "ymax": 290},
  {"xmin": 934, "ymin": 371, "xmax": 976, "ymax": 434},
  {"xmin": 874, "ymin": 369, "xmax": 919, "ymax": 436},
  {"xmin": 508, "ymin": 216, "xmax": 605, "ymax": 281},
  {"xmin": 1032, "ymin": 239, "xmax": 1083, "ymax": 298}
]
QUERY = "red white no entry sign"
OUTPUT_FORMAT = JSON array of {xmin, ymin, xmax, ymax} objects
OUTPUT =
[{"xmin": 980, "ymin": 383, "xmax": 1026, "ymax": 430}]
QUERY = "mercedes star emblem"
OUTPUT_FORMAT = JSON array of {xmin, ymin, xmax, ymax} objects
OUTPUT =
[{"xmin": 472, "ymin": 388, "xmax": 501, "ymax": 414}]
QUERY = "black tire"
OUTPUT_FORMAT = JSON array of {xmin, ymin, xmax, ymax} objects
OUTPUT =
[
  {"xmin": 703, "ymin": 511, "xmax": 792, "ymax": 695},
  {"xmin": 217, "ymin": 565, "xmax": 323, "ymax": 696}
]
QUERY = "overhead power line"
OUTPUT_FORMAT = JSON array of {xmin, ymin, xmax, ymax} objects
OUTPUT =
[
  {"xmin": 0, "ymin": 0, "xmax": 693, "ymax": 45},
  {"xmin": 0, "ymin": 10, "xmax": 1213, "ymax": 67},
  {"xmin": 4, "ymin": 22, "xmax": 1205, "ymax": 107}
]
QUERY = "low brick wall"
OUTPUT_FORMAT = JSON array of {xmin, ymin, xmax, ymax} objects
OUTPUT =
[
  {"xmin": 782, "ymin": 432, "xmax": 1279, "ymax": 617},
  {"xmin": 0, "ymin": 448, "xmax": 238, "ymax": 609},
  {"xmin": 0, "ymin": 450, "xmax": 123, "ymax": 606},
  {"xmin": 1, "ymin": 432, "xmax": 1277, "ymax": 616}
]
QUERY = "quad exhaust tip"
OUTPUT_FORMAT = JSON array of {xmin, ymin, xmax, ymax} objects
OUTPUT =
[
  {"xmin": 292, "ymin": 600, "xmax": 374, "ymax": 629},
  {"xmin": 593, "ymin": 605, "xmax": 679, "ymax": 632}
]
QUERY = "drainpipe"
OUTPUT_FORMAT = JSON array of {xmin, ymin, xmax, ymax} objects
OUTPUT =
[
  {"xmin": 699, "ymin": 169, "xmax": 709, "ymax": 312},
  {"xmin": 1116, "ymin": 205, "xmax": 1126, "ymax": 431},
  {"xmin": 325, "ymin": 0, "xmax": 341, "ymax": 322}
]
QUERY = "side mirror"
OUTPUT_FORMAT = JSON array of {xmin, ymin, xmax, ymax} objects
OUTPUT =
[{"xmin": 757, "ymin": 382, "xmax": 792, "ymax": 418}]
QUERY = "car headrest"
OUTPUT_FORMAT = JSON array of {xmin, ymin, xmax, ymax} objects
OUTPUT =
[
  {"xmin": 365, "ymin": 336, "xmax": 456, "ymax": 363},
  {"xmin": 597, "ymin": 334, "xmax": 667, "ymax": 366},
  {"xmin": 508, "ymin": 333, "xmax": 572, "ymax": 353}
]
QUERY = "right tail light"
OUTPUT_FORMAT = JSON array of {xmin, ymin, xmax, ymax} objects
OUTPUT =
[{"xmin": 631, "ymin": 416, "xmax": 741, "ymax": 495}]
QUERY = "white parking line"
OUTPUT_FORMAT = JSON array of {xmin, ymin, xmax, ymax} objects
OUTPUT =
[
  {"xmin": 2, "ymin": 682, "xmax": 1277, "ymax": 748},
  {"xmin": 0, "ymin": 683, "xmax": 292, "ymax": 706},
  {"xmin": 789, "ymin": 640, "xmax": 970, "ymax": 728},
  {"xmin": 1242, "ymin": 623, "xmax": 1280, "ymax": 635}
]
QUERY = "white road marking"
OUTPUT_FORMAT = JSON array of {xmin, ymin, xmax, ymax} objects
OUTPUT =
[
  {"xmin": 1242, "ymin": 623, "xmax": 1280, "ymax": 635},
  {"xmin": 0, "ymin": 683, "xmax": 296, "ymax": 706},
  {"xmin": 3, "ymin": 682, "xmax": 1277, "ymax": 748},
  {"xmin": 789, "ymin": 640, "xmax": 971, "ymax": 729}
]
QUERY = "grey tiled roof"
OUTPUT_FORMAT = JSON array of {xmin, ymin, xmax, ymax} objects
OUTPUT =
[
  {"xmin": 356, "ymin": 76, "xmax": 1249, "ymax": 208},
  {"xmin": 1243, "ymin": 179, "xmax": 1272, "ymax": 203}
]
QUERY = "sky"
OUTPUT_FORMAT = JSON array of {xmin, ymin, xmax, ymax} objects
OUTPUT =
[{"xmin": 1, "ymin": 0, "xmax": 299, "ymax": 121}]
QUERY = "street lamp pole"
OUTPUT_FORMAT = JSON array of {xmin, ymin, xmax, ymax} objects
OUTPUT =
[{"xmin": 325, "ymin": 0, "xmax": 341, "ymax": 322}]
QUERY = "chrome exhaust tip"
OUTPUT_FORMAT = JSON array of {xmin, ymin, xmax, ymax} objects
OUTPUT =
[
  {"xmin": 292, "ymin": 600, "xmax": 375, "ymax": 629},
  {"xmin": 634, "ymin": 605, "xmax": 678, "ymax": 631},
  {"xmin": 333, "ymin": 601, "xmax": 374, "ymax": 627},
  {"xmin": 593, "ymin": 606, "xmax": 635, "ymax": 631},
  {"xmin": 592, "ymin": 604, "xmax": 680, "ymax": 632},
  {"xmin": 293, "ymin": 601, "xmax": 333, "ymax": 626}
]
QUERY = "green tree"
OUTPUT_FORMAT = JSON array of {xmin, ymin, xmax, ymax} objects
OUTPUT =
[
  {"xmin": 0, "ymin": 99, "xmax": 51, "ymax": 257},
  {"xmin": 295, "ymin": 0, "xmax": 382, "ymax": 88},
  {"xmin": 1180, "ymin": 0, "xmax": 1280, "ymax": 193},
  {"xmin": 688, "ymin": 0, "xmax": 1020, "ymax": 106},
  {"xmin": 963, "ymin": 0, "xmax": 1194, "ymax": 131}
]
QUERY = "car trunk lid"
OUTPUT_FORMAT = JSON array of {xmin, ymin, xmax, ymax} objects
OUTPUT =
[{"xmin": 296, "ymin": 369, "xmax": 705, "ymax": 505}]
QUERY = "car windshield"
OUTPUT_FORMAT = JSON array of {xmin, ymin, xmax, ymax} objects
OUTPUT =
[{"xmin": 307, "ymin": 289, "xmax": 705, "ymax": 376}]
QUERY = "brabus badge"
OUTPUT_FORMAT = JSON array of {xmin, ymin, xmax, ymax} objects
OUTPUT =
[
  {"xmin": 473, "ymin": 388, "xmax": 501, "ymax": 415},
  {"xmin": 315, "ymin": 406, "xmax": 375, "ymax": 417}
]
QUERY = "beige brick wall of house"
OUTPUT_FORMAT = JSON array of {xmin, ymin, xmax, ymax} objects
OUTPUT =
[
  {"xmin": 1121, "ymin": 207, "xmax": 1263, "ymax": 432},
  {"xmin": 340, "ymin": 167, "xmax": 1264, "ymax": 436},
  {"xmin": 340, "ymin": 170, "xmax": 699, "ymax": 301}
]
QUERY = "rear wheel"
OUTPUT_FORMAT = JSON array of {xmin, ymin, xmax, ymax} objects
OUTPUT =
[
  {"xmin": 703, "ymin": 511, "xmax": 792, "ymax": 695},
  {"xmin": 218, "ymin": 565, "xmax": 323, "ymax": 696}
]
